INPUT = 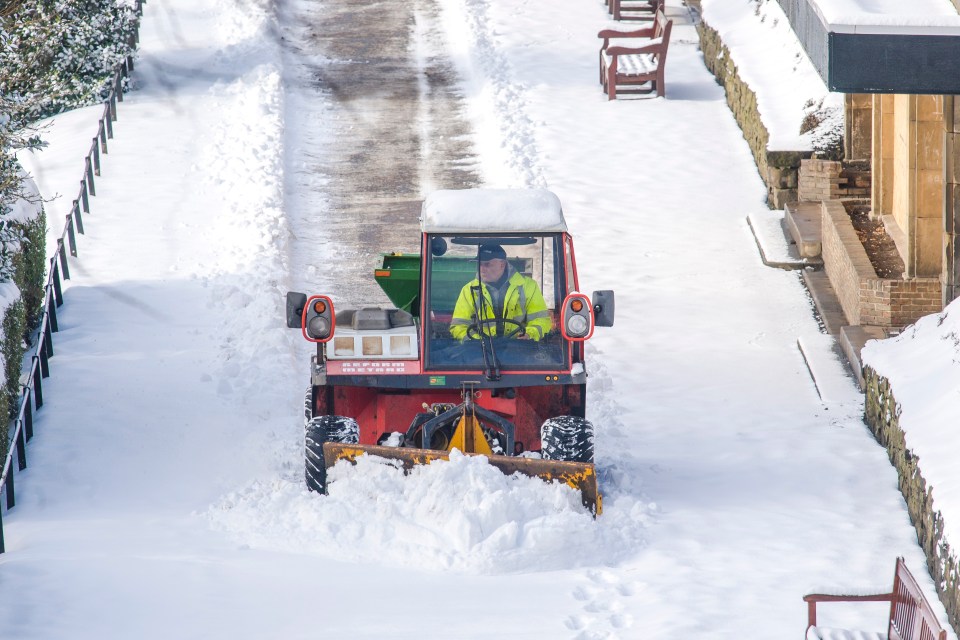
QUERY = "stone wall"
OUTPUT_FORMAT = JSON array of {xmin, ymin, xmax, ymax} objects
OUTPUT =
[
  {"xmin": 798, "ymin": 159, "xmax": 871, "ymax": 202},
  {"xmin": 946, "ymin": 96, "xmax": 960, "ymax": 305},
  {"xmin": 860, "ymin": 278, "xmax": 942, "ymax": 326},
  {"xmin": 696, "ymin": 19, "xmax": 809, "ymax": 208},
  {"xmin": 863, "ymin": 367, "xmax": 960, "ymax": 635},
  {"xmin": 822, "ymin": 200, "xmax": 874, "ymax": 325},
  {"xmin": 822, "ymin": 200, "xmax": 942, "ymax": 327}
]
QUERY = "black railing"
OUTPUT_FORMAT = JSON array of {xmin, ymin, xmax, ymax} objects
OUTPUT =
[{"xmin": 0, "ymin": 0, "xmax": 144, "ymax": 554}]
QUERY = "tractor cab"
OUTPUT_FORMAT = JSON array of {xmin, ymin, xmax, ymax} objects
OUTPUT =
[
  {"xmin": 423, "ymin": 232, "xmax": 566, "ymax": 372},
  {"xmin": 374, "ymin": 188, "xmax": 613, "ymax": 380}
]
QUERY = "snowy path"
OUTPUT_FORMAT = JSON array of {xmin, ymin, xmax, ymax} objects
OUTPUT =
[{"xmin": 0, "ymin": 0, "xmax": 952, "ymax": 638}]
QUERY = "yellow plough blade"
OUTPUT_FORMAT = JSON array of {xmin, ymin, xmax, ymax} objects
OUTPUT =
[{"xmin": 323, "ymin": 442, "xmax": 602, "ymax": 516}]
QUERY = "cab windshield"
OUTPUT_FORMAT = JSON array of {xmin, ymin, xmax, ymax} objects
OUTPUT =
[{"xmin": 424, "ymin": 234, "xmax": 569, "ymax": 371}]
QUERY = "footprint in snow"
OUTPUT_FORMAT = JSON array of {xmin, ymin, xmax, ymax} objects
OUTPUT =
[{"xmin": 566, "ymin": 569, "xmax": 639, "ymax": 639}]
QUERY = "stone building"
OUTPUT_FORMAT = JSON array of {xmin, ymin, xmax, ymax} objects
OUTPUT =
[{"xmin": 776, "ymin": 0, "xmax": 960, "ymax": 315}]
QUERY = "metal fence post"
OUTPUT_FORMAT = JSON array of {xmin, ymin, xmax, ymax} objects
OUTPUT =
[
  {"xmin": 56, "ymin": 240, "xmax": 70, "ymax": 281},
  {"xmin": 15, "ymin": 422, "xmax": 25, "ymax": 472},
  {"xmin": 106, "ymin": 99, "xmax": 116, "ymax": 131},
  {"xmin": 85, "ymin": 156, "xmax": 96, "ymax": 196},
  {"xmin": 66, "ymin": 216, "xmax": 78, "ymax": 258},
  {"xmin": 73, "ymin": 200, "xmax": 84, "ymax": 235},
  {"xmin": 98, "ymin": 120, "xmax": 108, "ymax": 154},
  {"xmin": 80, "ymin": 179, "xmax": 90, "ymax": 214},
  {"xmin": 43, "ymin": 314, "xmax": 53, "ymax": 362},
  {"xmin": 32, "ymin": 356, "xmax": 43, "ymax": 409},
  {"xmin": 4, "ymin": 467, "xmax": 13, "ymax": 510},
  {"xmin": 91, "ymin": 139, "xmax": 101, "ymax": 176},
  {"xmin": 51, "ymin": 262, "xmax": 63, "ymax": 307},
  {"xmin": 47, "ymin": 292, "xmax": 59, "ymax": 333},
  {"xmin": 23, "ymin": 388, "xmax": 33, "ymax": 441}
]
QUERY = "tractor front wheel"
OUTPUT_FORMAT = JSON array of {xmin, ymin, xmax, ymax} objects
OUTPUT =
[
  {"xmin": 303, "ymin": 387, "xmax": 313, "ymax": 426},
  {"xmin": 540, "ymin": 416, "xmax": 594, "ymax": 464},
  {"xmin": 305, "ymin": 415, "xmax": 360, "ymax": 493}
]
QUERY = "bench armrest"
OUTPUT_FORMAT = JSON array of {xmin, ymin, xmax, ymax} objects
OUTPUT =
[
  {"xmin": 605, "ymin": 39, "xmax": 664, "ymax": 56},
  {"xmin": 803, "ymin": 593, "xmax": 893, "ymax": 603},
  {"xmin": 802, "ymin": 593, "xmax": 893, "ymax": 629},
  {"xmin": 598, "ymin": 27, "xmax": 655, "ymax": 40}
]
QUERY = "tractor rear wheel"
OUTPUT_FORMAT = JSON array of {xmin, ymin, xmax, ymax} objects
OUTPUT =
[
  {"xmin": 305, "ymin": 415, "xmax": 360, "ymax": 493},
  {"xmin": 540, "ymin": 416, "xmax": 594, "ymax": 464}
]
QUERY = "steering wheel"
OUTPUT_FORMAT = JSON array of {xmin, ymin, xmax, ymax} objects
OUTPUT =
[{"xmin": 466, "ymin": 317, "xmax": 526, "ymax": 340}]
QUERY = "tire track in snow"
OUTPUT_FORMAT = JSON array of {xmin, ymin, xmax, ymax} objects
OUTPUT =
[
  {"xmin": 443, "ymin": 0, "xmax": 661, "ymax": 624},
  {"xmin": 439, "ymin": 0, "xmax": 547, "ymax": 188}
]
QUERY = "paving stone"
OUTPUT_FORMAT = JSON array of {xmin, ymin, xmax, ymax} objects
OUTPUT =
[
  {"xmin": 801, "ymin": 268, "xmax": 848, "ymax": 336},
  {"xmin": 840, "ymin": 325, "xmax": 890, "ymax": 389},
  {"xmin": 746, "ymin": 211, "xmax": 822, "ymax": 270},
  {"xmin": 784, "ymin": 201, "xmax": 822, "ymax": 258}
]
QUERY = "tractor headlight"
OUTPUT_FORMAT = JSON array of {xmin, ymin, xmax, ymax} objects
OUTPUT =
[
  {"xmin": 566, "ymin": 314, "xmax": 589, "ymax": 337},
  {"xmin": 308, "ymin": 315, "xmax": 332, "ymax": 340}
]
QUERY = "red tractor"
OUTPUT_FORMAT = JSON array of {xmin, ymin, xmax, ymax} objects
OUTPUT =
[{"xmin": 286, "ymin": 189, "xmax": 614, "ymax": 514}]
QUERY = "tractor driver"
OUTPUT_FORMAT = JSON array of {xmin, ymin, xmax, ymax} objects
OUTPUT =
[{"xmin": 449, "ymin": 243, "xmax": 553, "ymax": 341}]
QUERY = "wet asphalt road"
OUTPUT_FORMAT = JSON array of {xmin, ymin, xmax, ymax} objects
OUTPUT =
[{"xmin": 280, "ymin": 0, "xmax": 483, "ymax": 307}]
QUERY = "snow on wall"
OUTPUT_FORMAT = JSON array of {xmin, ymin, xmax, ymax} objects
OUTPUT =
[
  {"xmin": 862, "ymin": 298, "xmax": 960, "ymax": 552},
  {"xmin": 700, "ymin": 0, "xmax": 841, "ymax": 151}
]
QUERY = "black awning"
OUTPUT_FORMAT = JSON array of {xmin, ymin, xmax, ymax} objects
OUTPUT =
[{"xmin": 776, "ymin": 0, "xmax": 960, "ymax": 94}]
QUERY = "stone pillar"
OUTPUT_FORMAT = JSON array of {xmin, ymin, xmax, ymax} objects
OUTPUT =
[
  {"xmin": 845, "ymin": 93, "xmax": 872, "ymax": 161},
  {"xmin": 945, "ymin": 96, "xmax": 960, "ymax": 305},
  {"xmin": 916, "ymin": 96, "xmax": 945, "ymax": 279},
  {"xmin": 892, "ymin": 95, "xmax": 944, "ymax": 278},
  {"xmin": 872, "ymin": 94, "xmax": 895, "ymax": 219}
]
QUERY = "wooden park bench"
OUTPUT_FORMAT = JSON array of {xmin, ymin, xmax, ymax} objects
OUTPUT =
[
  {"xmin": 803, "ymin": 557, "xmax": 947, "ymax": 640},
  {"xmin": 608, "ymin": 0, "xmax": 664, "ymax": 22},
  {"xmin": 598, "ymin": 9, "xmax": 672, "ymax": 100}
]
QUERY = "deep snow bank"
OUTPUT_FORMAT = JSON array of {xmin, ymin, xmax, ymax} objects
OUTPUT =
[
  {"xmin": 207, "ymin": 447, "xmax": 652, "ymax": 574},
  {"xmin": 862, "ymin": 300, "xmax": 960, "ymax": 551}
]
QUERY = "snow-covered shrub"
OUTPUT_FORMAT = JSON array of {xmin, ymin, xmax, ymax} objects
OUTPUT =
[
  {"xmin": 6, "ymin": 177, "xmax": 48, "ymax": 333},
  {"xmin": 0, "ymin": 170, "xmax": 45, "ymax": 438},
  {"xmin": 0, "ymin": 0, "xmax": 139, "ymax": 122},
  {"xmin": 800, "ymin": 97, "xmax": 844, "ymax": 160}
]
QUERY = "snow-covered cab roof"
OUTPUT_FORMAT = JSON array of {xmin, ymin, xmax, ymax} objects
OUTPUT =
[{"xmin": 420, "ymin": 188, "xmax": 568, "ymax": 234}]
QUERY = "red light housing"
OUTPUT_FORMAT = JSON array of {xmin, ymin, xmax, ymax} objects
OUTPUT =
[
  {"xmin": 560, "ymin": 292, "xmax": 594, "ymax": 342},
  {"xmin": 302, "ymin": 295, "xmax": 335, "ymax": 343}
]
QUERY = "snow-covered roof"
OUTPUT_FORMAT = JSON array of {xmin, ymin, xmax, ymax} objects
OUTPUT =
[
  {"xmin": 420, "ymin": 188, "xmax": 568, "ymax": 234},
  {"xmin": 812, "ymin": 0, "xmax": 960, "ymax": 35},
  {"xmin": 767, "ymin": 0, "xmax": 960, "ymax": 92}
]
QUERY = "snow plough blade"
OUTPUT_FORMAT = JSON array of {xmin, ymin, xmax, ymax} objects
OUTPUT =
[{"xmin": 323, "ymin": 442, "xmax": 602, "ymax": 516}]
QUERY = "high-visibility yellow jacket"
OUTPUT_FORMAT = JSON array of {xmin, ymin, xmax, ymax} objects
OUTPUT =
[{"xmin": 449, "ymin": 272, "xmax": 553, "ymax": 341}]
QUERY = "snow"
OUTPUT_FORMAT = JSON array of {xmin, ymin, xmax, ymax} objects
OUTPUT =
[
  {"xmin": 1, "ymin": 0, "xmax": 955, "ymax": 638},
  {"xmin": 6, "ymin": 169, "xmax": 43, "ymax": 226},
  {"xmin": 810, "ymin": 0, "xmax": 960, "ymax": 32},
  {"xmin": 421, "ymin": 188, "xmax": 567, "ymax": 233},
  {"xmin": 862, "ymin": 302, "xmax": 960, "ymax": 555},
  {"xmin": 700, "ymin": 0, "xmax": 843, "ymax": 151}
]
